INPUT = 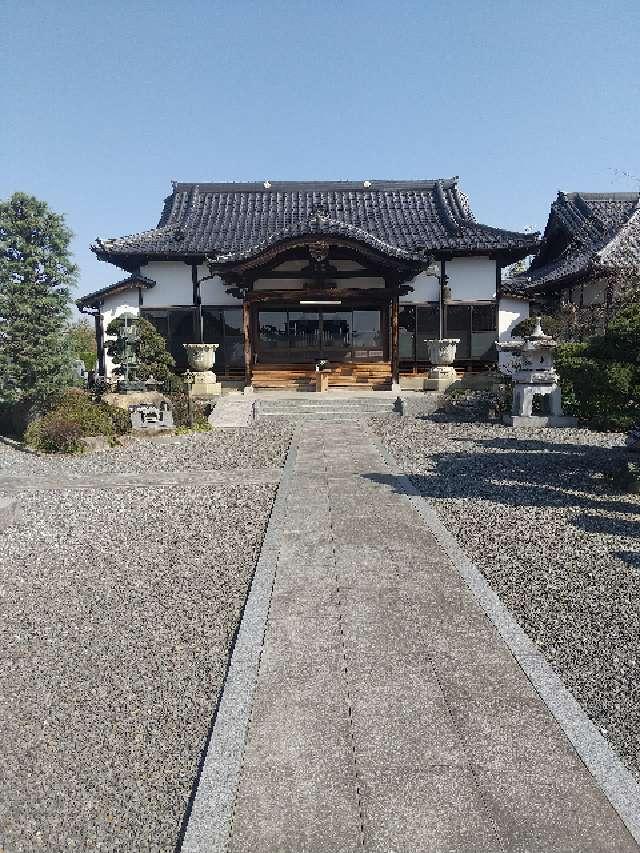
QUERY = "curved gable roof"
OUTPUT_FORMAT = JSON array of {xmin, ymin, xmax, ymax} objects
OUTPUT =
[
  {"xmin": 523, "ymin": 191, "xmax": 640, "ymax": 291},
  {"xmin": 92, "ymin": 178, "xmax": 538, "ymax": 270}
]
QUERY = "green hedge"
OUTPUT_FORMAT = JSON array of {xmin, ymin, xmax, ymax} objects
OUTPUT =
[{"xmin": 555, "ymin": 337, "xmax": 640, "ymax": 432}]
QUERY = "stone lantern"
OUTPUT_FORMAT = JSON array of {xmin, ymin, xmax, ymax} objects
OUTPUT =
[
  {"xmin": 423, "ymin": 338, "xmax": 460, "ymax": 391},
  {"xmin": 496, "ymin": 316, "xmax": 576, "ymax": 426},
  {"xmin": 184, "ymin": 343, "xmax": 222, "ymax": 397}
]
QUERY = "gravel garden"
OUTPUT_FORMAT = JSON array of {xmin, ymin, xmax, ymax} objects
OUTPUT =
[
  {"xmin": 371, "ymin": 413, "xmax": 640, "ymax": 782},
  {"xmin": 0, "ymin": 422, "xmax": 292, "ymax": 852}
]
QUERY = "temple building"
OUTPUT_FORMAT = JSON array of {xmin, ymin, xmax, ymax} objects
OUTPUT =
[
  {"xmin": 508, "ymin": 191, "xmax": 640, "ymax": 333},
  {"xmin": 78, "ymin": 179, "xmax": 538, "ymax": 389}
]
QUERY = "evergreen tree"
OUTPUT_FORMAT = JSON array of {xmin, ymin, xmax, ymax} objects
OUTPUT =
[
  {"xmin": 105, "ymin": 315, "xmax": 176, "ymax": 383},
  {"xmin": 65, "ymin": 318, "xmax": 97, "ymax": 370},
  {"xmin": 0, "ymin": 192, "xmax": 78, "ymax": 415}
]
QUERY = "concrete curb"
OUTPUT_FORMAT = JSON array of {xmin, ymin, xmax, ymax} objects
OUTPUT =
[
  {"xmin": 179, "ymin": 427, "xmax": 300, "ymax": 853},
  {"xmin": 0, "ymin": 496, "xmax": 20, "ymax": 531},
  {"xmin": 371, "ymin": 429, "xmax": 640, "ymax": 846}
]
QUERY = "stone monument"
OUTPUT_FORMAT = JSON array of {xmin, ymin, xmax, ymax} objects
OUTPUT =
[
  {"xmin": 184, "ymin": 343, "xmax": 222, "ymax": 397},
  {"xmin": 423, "ymin": 338, "xmax": 460, "ymax": 391},
  {"xmin": 496, "ymin": 316, "xmax": 576, "ymax": 427},
  {"xmin": 129, "ymin": 400, "xmax": 174, "ymax": 431}
]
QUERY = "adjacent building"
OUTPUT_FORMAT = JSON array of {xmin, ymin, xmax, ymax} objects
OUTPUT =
[
  {"xmin": 78, "ymin": 179, "xmax": 538, "ymax": 388},
  {"xmin": 507, "ymin": 191, "xmax": 640, "ymax": 334}
]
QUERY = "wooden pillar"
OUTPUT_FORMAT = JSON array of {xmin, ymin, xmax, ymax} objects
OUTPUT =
[
  {"xmin": 95, "ymin": 305, "xmax": 106, "ymax": 377},
  {"xmin": 192, "ymin": 264, "xmax": 203, "ymax": 343},
  {"xmin": 243, "ymin": 300, "xmax": 253, "ymax": 387},
  {"xmin": 391, "ymin": 295, "xmax": 400, "ymax": 387}
]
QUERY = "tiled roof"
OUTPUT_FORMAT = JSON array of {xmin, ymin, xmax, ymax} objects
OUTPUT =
[
  {"xmin": 597, "ymin": 205, "xmax": 640, "ymax": 275},
  {"xmin": 92, "ymin": 179, "xmax": 538, "ymax": 269},
  {"xmin": 520, "ymin": 191, "xmax": 640, "ymax": 293},
  {"xmin": 76, "ymin": 273, "xmax": 155, "ymax": 309}
]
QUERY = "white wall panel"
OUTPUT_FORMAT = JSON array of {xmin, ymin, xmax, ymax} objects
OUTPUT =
[
  {"xmin": 139, "ymin": 261, "xmax": 192, "ymax": 306},
  {"xmin": 447, "ymin": 257, "xmax": 496, "ymax": 301},
  {"xmin": 400, "ymin": 271, "xmax": 439, "ymax": 303},
  {"xmin": 498, "ymin": 297, "xmax": 529, "ymax": 340}
]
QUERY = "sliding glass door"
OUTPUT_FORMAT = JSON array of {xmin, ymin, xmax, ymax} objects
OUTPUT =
[{"xmin": 257, "ymin": 308, "xmax": 383, "ymax": 362}]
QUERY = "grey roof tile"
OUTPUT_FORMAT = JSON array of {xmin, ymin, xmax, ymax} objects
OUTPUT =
[{"xmin": 92, "ymin": 179, "xmax": 538, "ymax": 267}]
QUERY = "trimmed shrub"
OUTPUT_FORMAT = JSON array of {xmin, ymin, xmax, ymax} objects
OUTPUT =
[
  {"xmin": 105, "ymin": 316, "xmax": 176, "ymax": 384},
  {"xmin": 511, "ymin": 314, "xmax": 564, "ymax": 340},
  {"xmin": 24, "ymin": 390, "xmax": 132, "ymax": 452},
  {"xmin": 25, "ymin": 411, "xmax": 83, "ymax": 454}
]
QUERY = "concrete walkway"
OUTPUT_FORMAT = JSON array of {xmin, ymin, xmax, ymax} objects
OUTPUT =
[{"xmin": 185, "ymin": 420, "xmax": 639, "ymax": 852}]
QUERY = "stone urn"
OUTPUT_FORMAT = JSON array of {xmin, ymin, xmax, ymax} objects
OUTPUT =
[
  {"xmin": 423, "ymin": 338, "xmax": 460, "ymax": 390},
  {"xmin": 183, "ymin": 343, "xmax": 221, "ymax": 397},
  {"xmin": 185, "ymin": 342, "xmax": 218, "ymax": 372},
  {"xmin": 425, "ymin": 338, "xmax": 460, "ymax": 371}
]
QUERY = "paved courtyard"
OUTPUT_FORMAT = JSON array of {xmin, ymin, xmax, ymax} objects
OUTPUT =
[{"xmin": 184, "ymin": 420, "xmax": 639, "ymax": 853}]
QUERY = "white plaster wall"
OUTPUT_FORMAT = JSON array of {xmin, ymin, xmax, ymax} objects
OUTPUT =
[
  {"xmin": 200, "ymin": 273, "xmax": 243, "ymax": 306},
  {"xmin": 447, "ymin": 257, "xmax": 496, "ymax": 301},
  {"xmin": 101, "ymin": 291, "xmax": 140, "ymax": 377},
  {"xmin": 139, "ymin": 261, "xmax": 192, "ymax": 306},
  {"xmin": 497, "ymin": 298, "xmax": 528, "ymax": 373},
  {"xmin": 401, "ymin": 271, "xmax": 439, "ymax": 303},
  {"xmin": 498, "ymin": 297, "xmax": 529, "ymax": 340},
  {"xmin": 333, "ymin": 259, "xmax": 367, "ymax": 271}
]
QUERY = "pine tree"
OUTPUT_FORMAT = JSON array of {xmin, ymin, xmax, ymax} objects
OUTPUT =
[
  {"xmin": 105, "ymin": 315, "xmax": 176, "ymax": 383},
  {"xmin": 0, "ymin": 193, "xmax": 78, "ymax": 416}
]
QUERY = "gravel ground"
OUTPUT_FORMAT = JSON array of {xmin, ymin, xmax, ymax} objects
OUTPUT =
[
  {"xmin": 0, "ymin": 423, "xmax": 292, "ymax": 852},
  {"xmin": 0, "ymin": 420, "xmax": 292, "ymax": 478},
  {"xmin": 371, "ymin": 415, "xmax": 640, "ymax": 780}
]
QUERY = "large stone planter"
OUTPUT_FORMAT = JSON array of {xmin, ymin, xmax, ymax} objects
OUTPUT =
[
  {"xmin": 184, "ymin": 343, "xmax": 222, "ymax": 397},
  {"xmin": 423, "ymin": 338, "xmax": 460, "ymax": 391},
  {"xmin": 185, "ymin": 343, "xmax": 218, "ymax": 372}
]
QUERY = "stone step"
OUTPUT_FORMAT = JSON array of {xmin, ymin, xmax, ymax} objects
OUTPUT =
[{"xmin": 256, "ymin": 401, "xmax": 398, "ymax": 417}]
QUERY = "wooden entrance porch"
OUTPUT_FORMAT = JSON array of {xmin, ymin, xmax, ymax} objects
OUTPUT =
[{"xmin": 251, "ymin": 361, "xmax": 392, "ymax": 391}]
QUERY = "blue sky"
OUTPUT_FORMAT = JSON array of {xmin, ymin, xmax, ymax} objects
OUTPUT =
[{"xmin": 2, "ymin": 0, "xmax": 639, "ymax": 300}]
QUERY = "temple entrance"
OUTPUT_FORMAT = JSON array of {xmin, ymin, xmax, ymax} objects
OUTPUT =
[{"xmin": 256, "ymin": 308, "xmax": 384, "ymax": 364}]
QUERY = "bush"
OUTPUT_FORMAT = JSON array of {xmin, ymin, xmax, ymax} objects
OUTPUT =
[
  {"xmin": 555, "ymin": 350, "xmax": 639, "ymax": 431},
  {"xmin": 24, "ymin": 390, "xmax": 132, "ymax": 452},
  {"xmin": 512, "ymin": 314, "xmax": 564, "ymax": 340},
  {"xmin": 168, "ymin": 391, "xmax": 212, "ymax": 431},
  {"xmin": 25, "ymin": 411, "xmax": 83, "ymax": 454},
  {"xmin": 553, "ymin": 306, "xmax": 640, "ymax": 431}
]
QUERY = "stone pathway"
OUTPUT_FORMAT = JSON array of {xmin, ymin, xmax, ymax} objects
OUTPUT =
[{"xmin": 183, "ymin": 420, "xmax": 639, "ymax": 853}]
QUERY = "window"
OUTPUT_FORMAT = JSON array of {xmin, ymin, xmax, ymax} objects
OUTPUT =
[
  {"xmin": 399, "ymin": 302, "xmax": 496, "ymax": 368},
  {"xmin": 399, "ymin": 306, "xmax": 416, "ymax": 360},
  {"xmin": 352, "ymin": 310, "xmax": 382, "ymax": 350},
  {"xmin": 142, "ymin": 306, "xmax": 243, "ymax": 373},
  {"xmin": 446, "ymin": 305, "xmax": 471, "ymax": 359},
  {"xmin": 256, "ymin": 308, "xmax": 383, "ymax": 361},
  {"xmin": 471, "ymin": 304, "xmax": 496, "ymax": 360},
  {"xmin": 143, "ymin": 308, "xmax": 196, "ymax": 370},
  {"xmin": 416, "ymin": 305, "xmax": 440, "ymax": 360}
]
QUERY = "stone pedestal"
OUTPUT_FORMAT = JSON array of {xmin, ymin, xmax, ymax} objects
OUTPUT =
[
  {"xmin": 190, "ymin": 371, "xmax": 222, "ymax": 397},
  {"xmin": 504, "ymin": 415, "xmax": 579, "ymax": 428},
  {"xmin": 184, "ymin": 343, "xmax": 222, "ymax": 398},
  {"xmin": 424, "ymin": 339, "xmax": 460, "ymax": 392}
]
